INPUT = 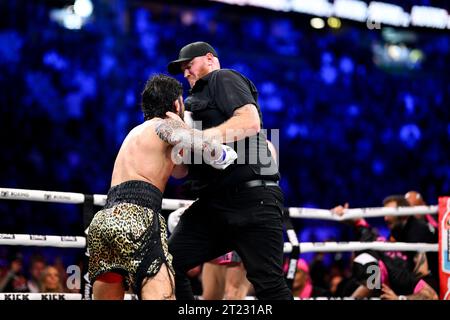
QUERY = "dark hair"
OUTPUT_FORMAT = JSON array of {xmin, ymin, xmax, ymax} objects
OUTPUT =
[
  {"xmin": 141, "ymin": 74, "xmax": 183, "ymax": 120},
  {"xmin": 382, "ymin": 195, "xmax": 410, "ymax": 207}
]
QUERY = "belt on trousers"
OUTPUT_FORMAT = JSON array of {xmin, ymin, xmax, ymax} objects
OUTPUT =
[{"xmin": 235, "ymin": 179, "xmax": 279, "ymax": 192}]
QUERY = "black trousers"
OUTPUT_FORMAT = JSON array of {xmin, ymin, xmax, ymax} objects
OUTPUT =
[{"xmin": 168, "ymin": 184, "xmax": 293, "ymax": 300}]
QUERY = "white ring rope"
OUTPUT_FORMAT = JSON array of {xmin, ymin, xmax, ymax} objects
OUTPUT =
[
  {"xmin": 0, "ymin": 187, "xmax": 437, "ymax": 218},
  {"xmin": 283, "ymin": 241, "xmax": 437, "ymax": 253},
  {"xmin": 288, "ymin": 206, "xmax": 438, "ymax": 220},
  {"xmin": 0, "ymin": 234, "xmax": 85, "ymax": 248},
  {"xmin": 0, "ymin": 187, "xmax": 193, "ymax": 210},
  {"xmin": 0, "ymin": 233, "xmax": 437, "ymax": 253}
]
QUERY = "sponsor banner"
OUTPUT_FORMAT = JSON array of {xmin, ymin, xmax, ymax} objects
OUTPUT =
[
  {"xmin": 44, "ymin": 193, "xmax": 73, "ymax": 201},
  {"xmin": 0, "ymin": 293, "xmax": 80, "ymax": 300},
  {"xmin": 61, "ymin": 236, "xmax": 78, "ymax": 242},
  {"xmin": 439, "ymin": 197, "xmax": 450, "ymax": 299},
  {"xmin": 0, "ymin": 190, "xmax": 30, "ymax": 198},
  {"xmin": 0, "ymin": 234, "xmax": 15, "ymax": 240},
  {"xmin": 29, "ymin": 235, "xmax": 47, "ymax": 241}
]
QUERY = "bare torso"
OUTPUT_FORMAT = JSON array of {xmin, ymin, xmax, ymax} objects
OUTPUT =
[{"xmin": 111, "ymin": 119, "xmax": 174, "ymax": 193}]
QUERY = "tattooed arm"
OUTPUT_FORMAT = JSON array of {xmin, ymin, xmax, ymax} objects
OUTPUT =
[
  {"xmin": 413, "ymin": 252, "xmax": 430, "ymax": 277},
  {"xmin": 381, "ymin": 282, "xmax": 438, "ymax": 300},
  {"xmin": 404, "ymin": 282, "xmax": 439, "ymax": 300},
  {"xmin": 154, "ymin": 118, "xmax": 222, "ymax": 161}
]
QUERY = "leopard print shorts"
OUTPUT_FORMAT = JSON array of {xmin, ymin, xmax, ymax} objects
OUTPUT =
[{"xmin": 87, "ymin": 181, "xmax": 174, "ymax": 296}]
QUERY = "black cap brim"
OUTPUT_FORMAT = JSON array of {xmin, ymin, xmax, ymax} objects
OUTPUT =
[{"xmin": 167, "ymin": 58, "xmax": 192, "ymax": 75}]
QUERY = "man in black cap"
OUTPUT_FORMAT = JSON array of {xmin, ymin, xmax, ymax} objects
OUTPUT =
[{"xmin": 167, "ymin": 41, "xmax": 292, "ymax": 300}]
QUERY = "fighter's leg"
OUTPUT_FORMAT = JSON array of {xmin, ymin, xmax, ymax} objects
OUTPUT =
[
  {"xmin": 201, "ymin": 262, "xmax": 226, "ymax": 300},
  {"xmin": 141, "ymin": 264, "xmax": 175, "ymax": 300},
  {"xmin": 224, "ymin": 263, "xmax": 251, "ymax": 300},
  {"xmin": 92, "ymin": 272, "xmax": 125, "ymax": 300}
]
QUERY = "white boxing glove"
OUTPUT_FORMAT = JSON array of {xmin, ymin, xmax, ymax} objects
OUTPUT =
[{"xmin": 210, "ymin": 144, "xmax": 238, "ymax": 170}]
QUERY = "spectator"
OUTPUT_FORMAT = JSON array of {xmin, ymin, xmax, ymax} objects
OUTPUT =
[
  {"xmin": 39, "ymin": 266, "xmax": 64, "ymax": 293},
  {"xmin": 27, "ymin": 255, "xmax": 46, "ymax": 293},
  {"xmin": 0, "ymin": 253, "xmax": 28, "ymax": 293}
]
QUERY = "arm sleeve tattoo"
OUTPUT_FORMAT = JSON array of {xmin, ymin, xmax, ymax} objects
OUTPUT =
[{"xmin": 155, "ymin": 119, "xmax": 221, "ymax": 159}]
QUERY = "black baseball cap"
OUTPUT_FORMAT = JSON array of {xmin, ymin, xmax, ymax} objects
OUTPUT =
[{"xmin": 167, "ymin": 41, "xmax": 218, "ymax": 75}]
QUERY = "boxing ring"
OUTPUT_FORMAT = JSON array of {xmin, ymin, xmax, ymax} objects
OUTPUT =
[{"xmin": 0, "ymin": 187, "xmax": 448, "ymax": 300}]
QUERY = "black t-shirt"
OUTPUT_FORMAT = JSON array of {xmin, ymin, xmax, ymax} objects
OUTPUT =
[
  {"xmin": 391, "ymin": 216, "xmax": 439, "ymax": 291},
  {"xmin": 184, "ymin": 69, "xmax": 279, "ymax": 193},
  {"xmin": 391, "ymin": 216, "xmax": 437, "ymax": 244}
]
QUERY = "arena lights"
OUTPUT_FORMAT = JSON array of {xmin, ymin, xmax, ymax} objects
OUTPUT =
[
  {"xmin": 372, "ymin": 43, "xmax": 424, "ymax": 69},
  {"xmin": 73, "ymin": 0, "xmax": 94, "ymax": 18},
  {"xmin": 310, "ymin": 17, "xmax": 325, "ymax": 29},
  {"xmin": 49, "ymin": 0, "xmax": 93, "ymax": 30},
  {"xmin": 211, "ymin": 0, "xmax": 450, "ymax": 30},
  {"xmin": 327, "ymin": 17, "xmax": 341, "ymax": 29}
]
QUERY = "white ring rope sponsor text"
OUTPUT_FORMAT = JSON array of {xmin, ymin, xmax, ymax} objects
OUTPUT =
[{"xmin": 0, "ymin": 187, "xmax": 437, "ymax": 218}]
